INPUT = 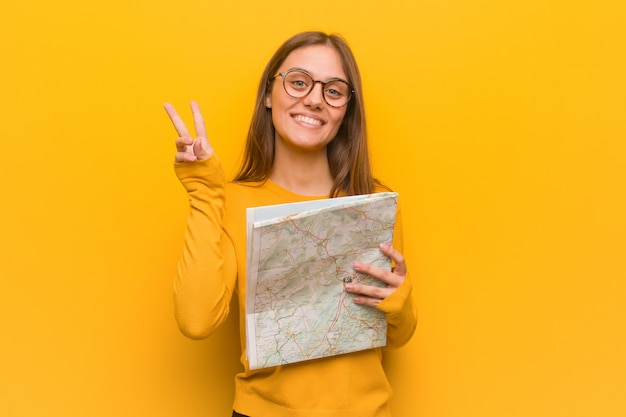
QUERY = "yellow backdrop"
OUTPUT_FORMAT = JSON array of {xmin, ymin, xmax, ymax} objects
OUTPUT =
[{"xmin": 1, "ymin": 1, "xmax": 624, "ymax": 416}]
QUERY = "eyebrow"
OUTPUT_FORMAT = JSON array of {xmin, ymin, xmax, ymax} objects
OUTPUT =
[{"xmin": 286, "ymin": 67, "xmax": 349, "ymax": 84}]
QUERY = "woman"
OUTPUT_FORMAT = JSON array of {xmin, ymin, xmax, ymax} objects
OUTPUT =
[{"xmin": 165, "ymin": 31, "xmax": 417, "ymax": 417}]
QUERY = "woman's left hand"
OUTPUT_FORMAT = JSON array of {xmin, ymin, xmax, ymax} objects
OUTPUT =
[{"xmin": 345, "ymin": 243, "xmax": 407, "ymax": 307}]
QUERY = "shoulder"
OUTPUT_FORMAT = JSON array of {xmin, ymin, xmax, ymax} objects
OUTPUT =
[
  {"xmin": 224, "ymin": 179, "xmax": 286, "ymax": 212},
  {"xmin": 224, "ymin": 181, "xmax": 266, "ymax": 208},
  {"xmin": 373, "ymin": 179, "xmax": 393, "ymax": 193}
]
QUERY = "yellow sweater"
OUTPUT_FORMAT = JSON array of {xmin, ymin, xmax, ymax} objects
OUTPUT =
[{"xmin": 174, "ymin": 156, "xmax": 417, "ymax": 417}]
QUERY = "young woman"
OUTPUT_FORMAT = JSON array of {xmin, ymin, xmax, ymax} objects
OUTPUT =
[{"xmin": 165, "ymin": 31, "xmax": 417, "ymax": 417}]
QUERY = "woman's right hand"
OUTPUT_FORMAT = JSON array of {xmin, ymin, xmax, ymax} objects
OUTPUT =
[{"xmin": 164, "ymin": 101, "xmax": 214, "ymax": 162}]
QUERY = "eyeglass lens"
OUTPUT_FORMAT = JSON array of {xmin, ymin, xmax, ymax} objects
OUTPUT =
[{"xmin": 282, "ymin": 71, "xmax": 351, "ymax": 107}]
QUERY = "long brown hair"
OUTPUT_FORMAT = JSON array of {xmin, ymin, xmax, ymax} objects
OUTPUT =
[{"xmin": 234, "ymin": 31, "xmax": 377, "ymax": 197}]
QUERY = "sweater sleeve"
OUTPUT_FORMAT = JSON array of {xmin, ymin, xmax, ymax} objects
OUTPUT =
[
  {"xmin": 173, "ymin": 156, "xmax": 237, "ymax": 340},
  {"xmin": 376, "ymin": 207, "xmax": 418, "ymax": 348}
]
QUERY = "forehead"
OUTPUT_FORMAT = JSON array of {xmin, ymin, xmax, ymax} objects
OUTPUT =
[{"xmin": 280, "ymin": 45, "xmax": 347, "ymax": 80}]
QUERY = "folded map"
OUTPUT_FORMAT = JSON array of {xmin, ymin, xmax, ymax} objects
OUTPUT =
[{"xmin": 245, "ymin": 192, "xmax": 398, "ymax": 370}]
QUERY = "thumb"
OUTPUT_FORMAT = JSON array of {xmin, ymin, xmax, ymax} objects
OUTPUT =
[{"xmin": 193, "ymin": 137, "xmax": 214, "ymax": 161}]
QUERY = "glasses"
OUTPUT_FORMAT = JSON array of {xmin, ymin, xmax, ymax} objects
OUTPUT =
[{"xmin": 273, "ymin": 69, "xmax": 354, "ymax": 108}]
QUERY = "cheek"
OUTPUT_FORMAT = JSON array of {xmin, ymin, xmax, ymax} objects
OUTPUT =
[{"xmin": 330, "ymin": 109, "xmax": 348, "ymax": 132}]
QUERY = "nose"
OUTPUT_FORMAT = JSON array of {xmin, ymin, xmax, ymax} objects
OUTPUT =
[{"xmin": 302, "ymin": 81, "xmax": 325, "ymax": 108}]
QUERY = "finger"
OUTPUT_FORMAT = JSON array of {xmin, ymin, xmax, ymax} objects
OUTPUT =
[
  {"xmin": 346, "ymin": 283, "xmax": 392, "ymax": 300},
  {"xmin": 175, "ymin": 151, "xmax": 197, "ymax": 163},
  {"xmin": 164, "ymin": 102, "xmax": 191, "ymax": 138},
  {"xmin": 175, "ymin": 136, "xmax": 194, "ymax": 152},
  {"xmin": 353, "ymin": 262, "xmax": 401, "ymax": 287},
  {"xmin": 190, "ymin": 101, "xmax": 208, "ymax": 139},
  {"xmin": 193, "ymin": 137, "xmax": 214, "ymax": 160},
  {"xmin": 352, "ymin": 296, "xmax": 382, "ymax": 308},
  {"xmin": 353, "ymin": 261, "xmax": 385, "ymax": 279},
  {"xmin": 379, "ymin": 243, "xmax": 407, "ymax": 275}
]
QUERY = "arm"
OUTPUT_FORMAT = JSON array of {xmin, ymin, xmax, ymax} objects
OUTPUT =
[
  {"xmin": 174, "ymin": 158, "xmax": 237, "ymax": 339},
  {"xmin": 166, "ymin": 102, "xmax": 237, "ymax": 340}
]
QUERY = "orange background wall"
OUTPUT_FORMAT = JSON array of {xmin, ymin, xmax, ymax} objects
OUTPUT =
[{"xmin": 1, "ymin": 1, "xmax": 625, "ymax": 416}]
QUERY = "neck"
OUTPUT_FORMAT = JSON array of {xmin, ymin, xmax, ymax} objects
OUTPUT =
[{"xmin": 270, "ymin": 146, "xmax": 334, "ymax": 197}]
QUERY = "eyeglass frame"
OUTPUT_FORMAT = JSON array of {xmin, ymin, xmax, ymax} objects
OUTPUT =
[{"xmin": 272, "ymin": 68, "xmax": 355, "ymax": 108}]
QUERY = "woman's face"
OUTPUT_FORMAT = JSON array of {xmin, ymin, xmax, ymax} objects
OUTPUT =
[{"xmin": 266, "ymin": 44, "xmax": 349, "ymax": 153}]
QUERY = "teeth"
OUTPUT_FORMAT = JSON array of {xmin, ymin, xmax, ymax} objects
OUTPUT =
[{"xmin": 294, "ymin": 115, "xmax": 323, "ymax": 126}]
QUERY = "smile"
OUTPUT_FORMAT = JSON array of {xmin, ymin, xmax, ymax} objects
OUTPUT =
[{"xmin": 293, "ymin": 114, "xmax": 324, "ymax": 126}]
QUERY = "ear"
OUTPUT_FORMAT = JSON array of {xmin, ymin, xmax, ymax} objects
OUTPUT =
[{"xmin": 265, "ymin": 93, "xmax": 272, "ymax": 108}]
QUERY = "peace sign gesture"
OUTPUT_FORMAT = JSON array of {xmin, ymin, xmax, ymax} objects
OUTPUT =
[{"xmin": 164, "ymin": 101, "xmax": 214, "ymax": 162}]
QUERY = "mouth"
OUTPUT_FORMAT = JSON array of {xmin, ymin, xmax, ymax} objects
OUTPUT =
[{"xmin": 293, "ymin": 114, "xmax": 324, "ymax": 126}]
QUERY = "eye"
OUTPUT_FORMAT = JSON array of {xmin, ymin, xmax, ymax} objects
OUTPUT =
[
  {"xmin": 324, "ymin": 81, "xmax": 349, "ymax": 99},
  {"xmin": 325, "ymin": 88, "xmax": 344, "ymax": 98},
  {"xmin": 285, "ymin": 72, "xmax": 312, "ymax": 91},
  {"xmin": 291, "ymin": 79, "xmax": 309, "ymax": 89}
]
